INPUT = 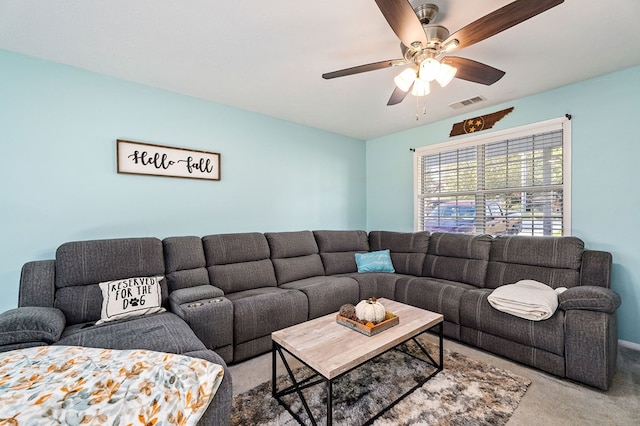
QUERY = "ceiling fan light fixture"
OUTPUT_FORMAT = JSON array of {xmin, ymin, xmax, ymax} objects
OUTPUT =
[
  {"xmin": 323, "ymin": 0, "xmax": 563, "ymax": 114},
  {"xmin": 411, "ymin": 78, "xmax": 430, "ymax": 97},
  {"xmin": 442, "ymin": 39, "xmax": 460, "ymax": 52},
  {"xmin": 394, "ymin": 68, "xmax": 417, "ymax": 92},
  {"xmin": 436, "ymin": 63, "xmax": 457, "ymax": 87},
  {"xmin": 419, "ymin": 58, "xmax": 441, "ymax": 82}
]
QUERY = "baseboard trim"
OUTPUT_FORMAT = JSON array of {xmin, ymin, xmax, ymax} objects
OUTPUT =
[{"xmin": 618, "ymin": 339, "xmax": 640, "ymax": 351}]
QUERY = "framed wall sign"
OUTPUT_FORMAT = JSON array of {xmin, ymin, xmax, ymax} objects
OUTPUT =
[{"xmin": 116, "ymin": 140, "xmax": 220, "ymax": 181}]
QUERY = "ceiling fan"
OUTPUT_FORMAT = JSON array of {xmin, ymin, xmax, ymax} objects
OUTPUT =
[{"xmin": 322, "ymin": 0, "xmax": 565, "ymax": 106}]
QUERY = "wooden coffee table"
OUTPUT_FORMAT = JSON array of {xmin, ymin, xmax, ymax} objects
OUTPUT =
[{"xmin": 271, "ymin": 298, "xmax": 444, "ymax": 425}]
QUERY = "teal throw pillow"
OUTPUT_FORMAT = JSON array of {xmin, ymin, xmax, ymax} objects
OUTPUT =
[{"xmin": 355, "ymin": 249, "xmax": 395, "ymax": 273}]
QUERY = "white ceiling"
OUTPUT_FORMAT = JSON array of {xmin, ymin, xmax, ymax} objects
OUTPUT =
[{"xmin": 1, "ymin": 0, "xmax": 639, "ymax": 140}]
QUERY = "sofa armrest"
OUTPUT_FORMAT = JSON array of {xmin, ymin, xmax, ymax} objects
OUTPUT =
[
  {"xmin": 558, "ymin": 286, "xmax": 621, "ymax": 314},
  {"xmin": 0, "ymin": 307, "xmax": 66, "ymax": 349},
  {"xmin": 564, "ymin": 309, "xmax": 617, "ymax": 390},
  {"xmin": 580, "ymin": 250, "xmax": 612, "ymax": 288},
  {"xmin": 169, "ymin": 285, "xmax": 224, "ymax": 307},
  {"xmin": 168, "ymin": 286, "xmax": 232, "ymax": 359}
]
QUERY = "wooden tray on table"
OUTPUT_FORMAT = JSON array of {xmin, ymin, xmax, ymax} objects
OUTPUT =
[{"xmin": 336, "ymin": 313, "xmax": 399, "ymax": 336}]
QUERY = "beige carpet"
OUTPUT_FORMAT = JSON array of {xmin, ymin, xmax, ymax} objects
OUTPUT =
[{"xmin": 230, "ymin": 337, "xmax": 640, "ymax": 425}]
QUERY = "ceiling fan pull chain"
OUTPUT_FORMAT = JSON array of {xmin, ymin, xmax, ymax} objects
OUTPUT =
[{"xmin": 415, "ymin": 95, "xmax": 428, "ymax": 121}]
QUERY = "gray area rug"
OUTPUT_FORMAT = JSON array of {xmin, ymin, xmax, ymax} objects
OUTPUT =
[{"xmin": 232, "ymin": 335, "xmax": 531, "ymax": 425}]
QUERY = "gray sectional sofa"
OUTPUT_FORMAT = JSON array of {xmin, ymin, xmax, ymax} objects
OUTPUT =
[{"xmin": 0, "ymin": 230, "xmax": 621, "ymax": 424}]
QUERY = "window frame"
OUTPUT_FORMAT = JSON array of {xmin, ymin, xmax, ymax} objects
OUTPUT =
[{"xmin": 413, "ymin": 116, "xmax": 572, "ymax": 236}]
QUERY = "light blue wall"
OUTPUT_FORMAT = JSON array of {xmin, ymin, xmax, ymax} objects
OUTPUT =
[
  {"xmin": 0, "ymin": 49, "xmax": 366, "ymax": 313},
  {"xmin": 366, "ymin": 66, "xmax": 640, "ymax": 345},
  {"xmin": 2, "ymin": 47, "xmax": 638, "ymax": 346}
]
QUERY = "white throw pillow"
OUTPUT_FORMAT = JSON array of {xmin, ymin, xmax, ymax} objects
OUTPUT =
[{"xmin": 96, "ymin": 276, "xmax": 166, "ymax": 325}]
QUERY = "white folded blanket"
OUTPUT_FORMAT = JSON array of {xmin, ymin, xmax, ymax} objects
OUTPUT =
[{"xmin": 488, "ymin": 280, "xmax": 567, "ymax": 321}]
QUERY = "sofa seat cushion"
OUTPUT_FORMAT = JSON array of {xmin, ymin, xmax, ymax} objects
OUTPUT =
[
  {"xmin": 56, "ymin": 312, "xmax": 207, "ymax": 355},
  {"xmin": 346, "ymin": 272, "xmax": 413, "ymax": 301},
  {"xmin": 394, "ymin": 277, "xmax": 476, "ymax": 326},
  {"xmin": 279, "ymin": 276, "xmax": 359, "ymax": 319},
  {"xmin": 460, "ymin": 289, "xmax": 565, "ymax": 356},
  {"xmin": 225, "ymin": 288, "xmax": 308, "ymax": 345}
]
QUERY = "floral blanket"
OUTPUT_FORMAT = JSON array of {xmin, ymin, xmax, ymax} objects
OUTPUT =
[{"xmin": 0, "ymin": 345, "xmax": 224, "ymax": 426}]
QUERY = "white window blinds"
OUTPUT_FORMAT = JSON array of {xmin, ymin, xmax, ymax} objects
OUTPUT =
[{"xmin": 414, "ymin": 117, "xmax": 571, "ymax": 237}]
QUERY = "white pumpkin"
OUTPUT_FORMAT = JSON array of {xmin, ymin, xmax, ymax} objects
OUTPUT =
[{"xmin": 355, "ymin": 298, "xmax": 386, "ymax": 323}]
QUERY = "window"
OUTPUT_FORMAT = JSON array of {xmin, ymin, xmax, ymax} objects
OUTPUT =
[{"xmin": 414, "ymin": 117, "xmax": 571, "ymax": 237}]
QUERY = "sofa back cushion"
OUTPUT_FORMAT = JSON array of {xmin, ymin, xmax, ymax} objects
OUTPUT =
[
  {"xmin": 423, "ymin": 233, "xmax": 492, "ymax": 287},
  {"xmin": 265, "ymin": 231, "xmax": 325, "ymax": 284},
  {"xmin": 313, "ymin": 230, "xmax": 370, "ymax": 275},
  {"xmin": 485, "ymin": 235, "xmax": 584, "ymax": 289},
  {"xmin": 54, "ymin": 238, "xmax": 165, "ymax": 325},
  {"xmin": 368, "ymin": 231, "xmax": 429, "ymax": 276},
  {"xmin": 163, "ymin": 236, "xmax": 210, "ymax": 292},
  {"xmin": 203, "ymin": 233, "xmax": 277, "ymax": 293}
]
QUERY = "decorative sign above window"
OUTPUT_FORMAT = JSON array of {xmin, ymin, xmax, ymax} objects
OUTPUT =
[
  {"xmin": 449, "ymin": 107, "xmax": 514, "ymax": 137},
  {"xmin": 116, "ymin": 140, "xmax": 220, "ymax": 181}
]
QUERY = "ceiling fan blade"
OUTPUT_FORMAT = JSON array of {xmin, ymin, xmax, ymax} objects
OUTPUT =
[
  {"xmin": 375, "ymin": 0, "xmax": 427, "ymax": 48},
  {"xmin": 442, "ymin": 57, "xmax": 505, "ymax": 85},
  {"xmin": 444, "ymin": 0, "xmax": 564, "ymax": 51},
  {"xmin": 322, "ymin": 59, "xmax": 405, "ymax": 80},
  {"xmin": 387, "ymin": 85, "xmax": 411, "ymax": 106}
]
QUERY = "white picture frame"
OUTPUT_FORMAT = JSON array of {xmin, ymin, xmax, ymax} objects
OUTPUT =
[{"xmin": 116, "ymin": 139, "xmax": 220, "ymax": 181}]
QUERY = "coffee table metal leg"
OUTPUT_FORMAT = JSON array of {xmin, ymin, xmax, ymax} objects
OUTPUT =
[
  {"xmin": 326, "ymin": 379, "xmax": 333, "ymax": 425},
  {"xmin": 272, "ymin": 341, "xmax": 277, "ymax": 397},
  {"xmin": 273, "ymin": 342, "xmax": 319, "ymax": 426},
  {"xmin": 438, "ymin": 321, "xmax": 444, "ymax": 371},
  {"xmin": 362, "ymin": 328, "xmax": 443, "ymax": 425},
  {"xmin": 409, "ymin": 322, "xmax": 444, "ymax": 371}
]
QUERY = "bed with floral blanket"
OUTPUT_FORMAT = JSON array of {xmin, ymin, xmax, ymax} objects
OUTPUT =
[{"xmin": 0, "ymin": 345, "xmax": 224, "ymax": 425}]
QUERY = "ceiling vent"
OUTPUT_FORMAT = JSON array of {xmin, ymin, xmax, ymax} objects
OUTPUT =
[{"xmin": 449, "ymin": 95, "xmax": 486, "ymax": 110}]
